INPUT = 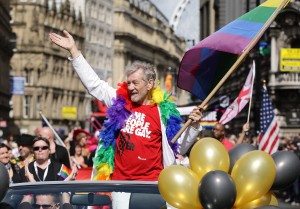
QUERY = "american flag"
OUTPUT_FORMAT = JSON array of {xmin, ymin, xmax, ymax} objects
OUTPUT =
[{"xmin": 257, "ymin": 85, "xmax": 279, "ymax": 154}]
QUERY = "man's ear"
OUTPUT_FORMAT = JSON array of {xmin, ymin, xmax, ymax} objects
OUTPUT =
[{"xmin": 147, "ymin": 79, "xmax": 154, "ymax": 90}]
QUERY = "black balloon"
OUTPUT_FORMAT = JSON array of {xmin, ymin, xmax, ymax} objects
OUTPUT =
[
  {"xmin": 199, "ymin": 170, "xmax": 236, "ymax": 209},
  {"xmin": 0, "ymin": 163, "xmax": 9, "ymax": 201},
  {"xmin": 229, "ymin": 143, "xmax": 256, "ymax": 173},
  {"xmin": 255, "ymin": 205, "xmax": 282, "ymax": 209},
  {"xmin": 271, "ymin": 151, "xmax": 300, "ymax": 190}
]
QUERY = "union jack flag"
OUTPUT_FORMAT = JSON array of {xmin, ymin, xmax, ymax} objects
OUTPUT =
[
  {"xmin": 219, "ymin": 61, "xmax": 255, "ymax": 124},
  {"xmin": 257, "ymin": 85, "xmax": 279, "ymax": 154}
]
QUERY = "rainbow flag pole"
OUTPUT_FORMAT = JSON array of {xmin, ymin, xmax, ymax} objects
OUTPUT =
[{"xmin": 172, "ymin": 0, "xmax": 290, "ymax": 143}]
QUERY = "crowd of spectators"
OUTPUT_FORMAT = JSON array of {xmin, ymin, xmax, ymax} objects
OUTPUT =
[{"xmin": 0, "ymin": 125, "xmax": 299, "ymax": 206}]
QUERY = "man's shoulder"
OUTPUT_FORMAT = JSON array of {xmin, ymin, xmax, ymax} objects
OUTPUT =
[
  {"xmin": 222, "ymin": 137, "xmax": 235, "ymax": 146},
  {"xmin": 56, "ymin": 144, "xmax": 68, "ymax": 151}
]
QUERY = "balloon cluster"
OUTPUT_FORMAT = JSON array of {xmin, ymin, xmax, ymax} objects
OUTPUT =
[{"xmin": 158, "ymin": 137, "xmax": 300, "ymax": 209}]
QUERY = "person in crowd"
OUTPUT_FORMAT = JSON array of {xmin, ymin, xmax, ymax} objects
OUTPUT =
[
  {"xmin": 212, "ymin": 123, "xmax": 235, "ymax": 151},
  {"xmin": 38, "ymin": 127, "xmax": 71, "ymax": 168},
  {"xmin": 64, "ymin": 129, "xmax": 74, "ymax": 154},
  {"xmin": 73, "ymin": 129, "xmax": 90, "ymax": 157},
  {"xmin": 71, "ymin": 144, "xmax": 89, "ymax": 169},
  {"xmin": 228, "ymin": 134, "xmax": 237, "ymax": 144},
  {"xmin": 235, "ymin": 123, "xmax": 250, "ymax": 144},
  {"xmin": 0, "ymin": 143, "xmax": 21, "ymax": 183},
  {"xmin": 49, "ymin": 30, "xmax": 203, "ymax": 209},
  {"xmin": 65, "ymin": 128, "xmax": 91, "ymax": 157},
  {"xmin": 18, "ymin": 193, "xmax": 73, "ymax": 209},
  {"xmin": 19, "ymin": 136, "xmax": 77, "ymax": 182},
  {"xmin": 15, "ymin": 134, "xmax": 35, "ymax": 169}
]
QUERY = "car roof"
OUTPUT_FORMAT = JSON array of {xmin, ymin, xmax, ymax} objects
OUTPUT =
[{"xmin": 8, "ymin": 180, "xmax": 159, "ymax": 195}]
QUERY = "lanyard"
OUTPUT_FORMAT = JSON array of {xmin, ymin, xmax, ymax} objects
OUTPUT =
[{"xmin": 33, "ymin": 159, "xmax": 50, "ymax": 181}]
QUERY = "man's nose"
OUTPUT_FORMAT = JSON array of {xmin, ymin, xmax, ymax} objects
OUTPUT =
[{"xmin": 128, "ymin": 83, "xmax": 135, "ymax": 90}]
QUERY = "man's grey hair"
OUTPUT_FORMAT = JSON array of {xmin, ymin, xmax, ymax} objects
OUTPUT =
[{"xmin": 125, "ymin": 61, "xmax": 156, "ymax": 81}]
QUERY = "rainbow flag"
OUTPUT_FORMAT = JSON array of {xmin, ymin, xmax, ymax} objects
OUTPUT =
[
  {"xmin": 200, "ymin": 121, "xmax": 217, "ymax": 129},
  {"xmin": 177, "ymin": 0, "xmax": 289, "ymax": 100},
  {"xmin": 59, "ymin": 165, "xmax": 72, "ymax": 179}
]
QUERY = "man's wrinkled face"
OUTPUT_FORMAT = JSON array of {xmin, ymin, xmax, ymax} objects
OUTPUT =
[{"xmin": 127, "ymin": 69, "xmax": 153, "ymax": 105}]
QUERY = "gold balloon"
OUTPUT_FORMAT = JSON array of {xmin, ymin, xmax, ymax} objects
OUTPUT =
[
  {"xmin": 269, "ymin": 192, "xmax": 278, "ymax": 206},
  {"xmin": 231, "ymin": 150, "xmax": 276, "ymax": 207},
  {"xmin": 189, "ymin": 137, "xmax": 230, "ymax": 181},
  {"xmin": 235, "ymin": 192, "xmax": 278, "ymax": 209},
  {"xmin": 158, "ymin": 165, "xmax": 202, "ymax": 209}
]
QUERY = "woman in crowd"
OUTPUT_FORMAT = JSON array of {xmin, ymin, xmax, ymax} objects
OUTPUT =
[
  {"xmin": 71, "ymin": 144, "xmax": 89, "ymax": 169},
  {"xmin": 19, "ymin": 137, "xmax": 77, "ymax": 182},
  {"xmin": 0, "ymin": 143, "xmax": 21, "ymax": 183}
]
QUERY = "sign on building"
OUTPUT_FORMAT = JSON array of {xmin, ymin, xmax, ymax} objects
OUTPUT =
[
  {"xmin": 10, "ymin": 76, "xmax": 25, "ymax": 95},
  {"xmin": 286, "ymin": 111, "xmax": 300, "ymax": 126},
  {"xmin": 280, "ymin": 48, "xmax": 300, "ymax": 72},
  {"xmin": 62, "ymin": 107, "xmax": 77, "ymax": 119}
]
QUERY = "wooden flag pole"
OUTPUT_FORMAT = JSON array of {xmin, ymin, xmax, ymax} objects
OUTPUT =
[{"xmin": 171, "ymin": 0, "xmax": 289, "ymax": 143}]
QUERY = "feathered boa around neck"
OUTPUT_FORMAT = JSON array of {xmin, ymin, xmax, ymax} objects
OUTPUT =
[{"xmin": 92, "ymin": 82, "xmax": 182, "ymax": 180}]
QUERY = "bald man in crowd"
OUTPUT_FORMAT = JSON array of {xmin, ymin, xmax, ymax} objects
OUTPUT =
[
  {"xmin": 212, "ymin": 123, "xmax": 235, "ymax": 151},
  {"xmin": 39, "ymin": 127, "xmax": 71, "ymax": 168}
]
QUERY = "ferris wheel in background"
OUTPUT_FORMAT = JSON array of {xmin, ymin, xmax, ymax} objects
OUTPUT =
[{"xmin": 169, "ymin": 0, "xmax": 191, "ymax": 30}]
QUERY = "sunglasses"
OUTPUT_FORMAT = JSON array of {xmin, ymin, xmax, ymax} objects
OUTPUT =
[
  {"xmin": 32, "ymin": 203, "xmax": 54, "ymax": 209},
  {"xmin": 33, "ymin": 146, "xmax": 49, "ymax": 151}
]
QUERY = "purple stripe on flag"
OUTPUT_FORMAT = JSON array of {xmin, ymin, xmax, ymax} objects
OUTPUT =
[
  {"xmin": 197, "ymin": 33, "xmax": 252, "ymax": 54},
  {"xmin": 178, "ymin": 48, "xmax": 218, "ymax": 99}
]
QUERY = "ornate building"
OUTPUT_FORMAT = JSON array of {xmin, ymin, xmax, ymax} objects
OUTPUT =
[
  {"xmin": 84, "ymin": 0, "xmax": 114, "ymax": 83},
  {"xmin": 268, "ymin": 1, "xmax": 300, "ymax": 135},
  {"xmin": 113, "ymin": 0, "xmax": 187, "ymax": 103},
  {"xmin": 10, "ymin": 0, "xmax": 87, "ymax": 135},
  {"xmin": 0, "ymin": 0, "xmax": 15, "ymax": 137}
]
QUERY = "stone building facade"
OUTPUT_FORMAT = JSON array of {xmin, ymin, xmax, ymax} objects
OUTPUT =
[
  {"xmin": 113, "ymin": 0, "xmax": 187, "ymax": 103},
  {"xmin": 10, "ymin": 0, "xmax": 87, "ymax": 135},
  {"xmin": 0, "ymin": 0, "xmax": 15, "ymax": 137},
  {"xmin": 84, "ymin": 0, "xmax": 114, "ymax": 83},
  {"xmin": 7, "ymin": 0, "xmax": 188, "ymax": 135}
]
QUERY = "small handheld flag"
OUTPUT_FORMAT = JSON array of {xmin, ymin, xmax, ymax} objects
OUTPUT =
[{"xmin": 59, "ymin": 165, "xmax": 72, "ymax": 179}]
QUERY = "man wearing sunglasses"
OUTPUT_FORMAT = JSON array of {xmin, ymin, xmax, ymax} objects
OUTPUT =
[
  {"xmin": 19, "ymin": 137, "xmax": 77, "ymax": 182},
  {"xmin": 18, "ymin": 193, "xmax": 73, "ymax": 209},
  {"xmin": 39, "ymin": 127, "xmax": 71, "ymax": 169}
]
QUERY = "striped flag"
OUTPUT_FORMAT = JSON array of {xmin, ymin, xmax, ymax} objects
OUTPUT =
[
  {"xmin": 219, "ymin": 61, "xmax": 255, "ymax": 124},
  {"xmin": 257, "ymin": 85, "xmax": 279, "ymax": 154},
  {"xmin": 59, "ymin": 164, "xmax": 72, "ymax": 180},
  {"xmin": 177, "ymin": 0, "xmax": 289, "ymax": 100}
]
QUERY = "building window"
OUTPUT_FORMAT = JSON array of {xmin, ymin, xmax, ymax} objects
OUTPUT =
[
  {"xmin": 99, "ymin": 5, "xmax": 105, "ymax": 21},
  {"xmin": 24, "ymin": 68, "xmax": 33, "ymax": 85},
  {"xmin": 36, "ymin": 95, "xmax": 41, "ymax": 118},
  {"xmin": 106, "ymin": 9, "xmax": 112, "ymax": 24},
  {"xmin": 23, "ymin": 95, "xmax": 32, "ymax": 118}
]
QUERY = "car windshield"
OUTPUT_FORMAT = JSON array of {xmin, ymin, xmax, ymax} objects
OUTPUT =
[{"xmin": 2, "ymin": 181, "xmax": 162, "ymax": 209}]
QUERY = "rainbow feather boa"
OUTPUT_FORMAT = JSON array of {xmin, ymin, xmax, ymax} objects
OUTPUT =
[{"xmin": 92, "ymin": 82, "xmax": 182, "ymax": 180}]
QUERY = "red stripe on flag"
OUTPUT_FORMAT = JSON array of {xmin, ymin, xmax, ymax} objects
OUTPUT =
[{"xmin": 258, "ymin": 119, "xmax": 279, "ymax": 154}]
